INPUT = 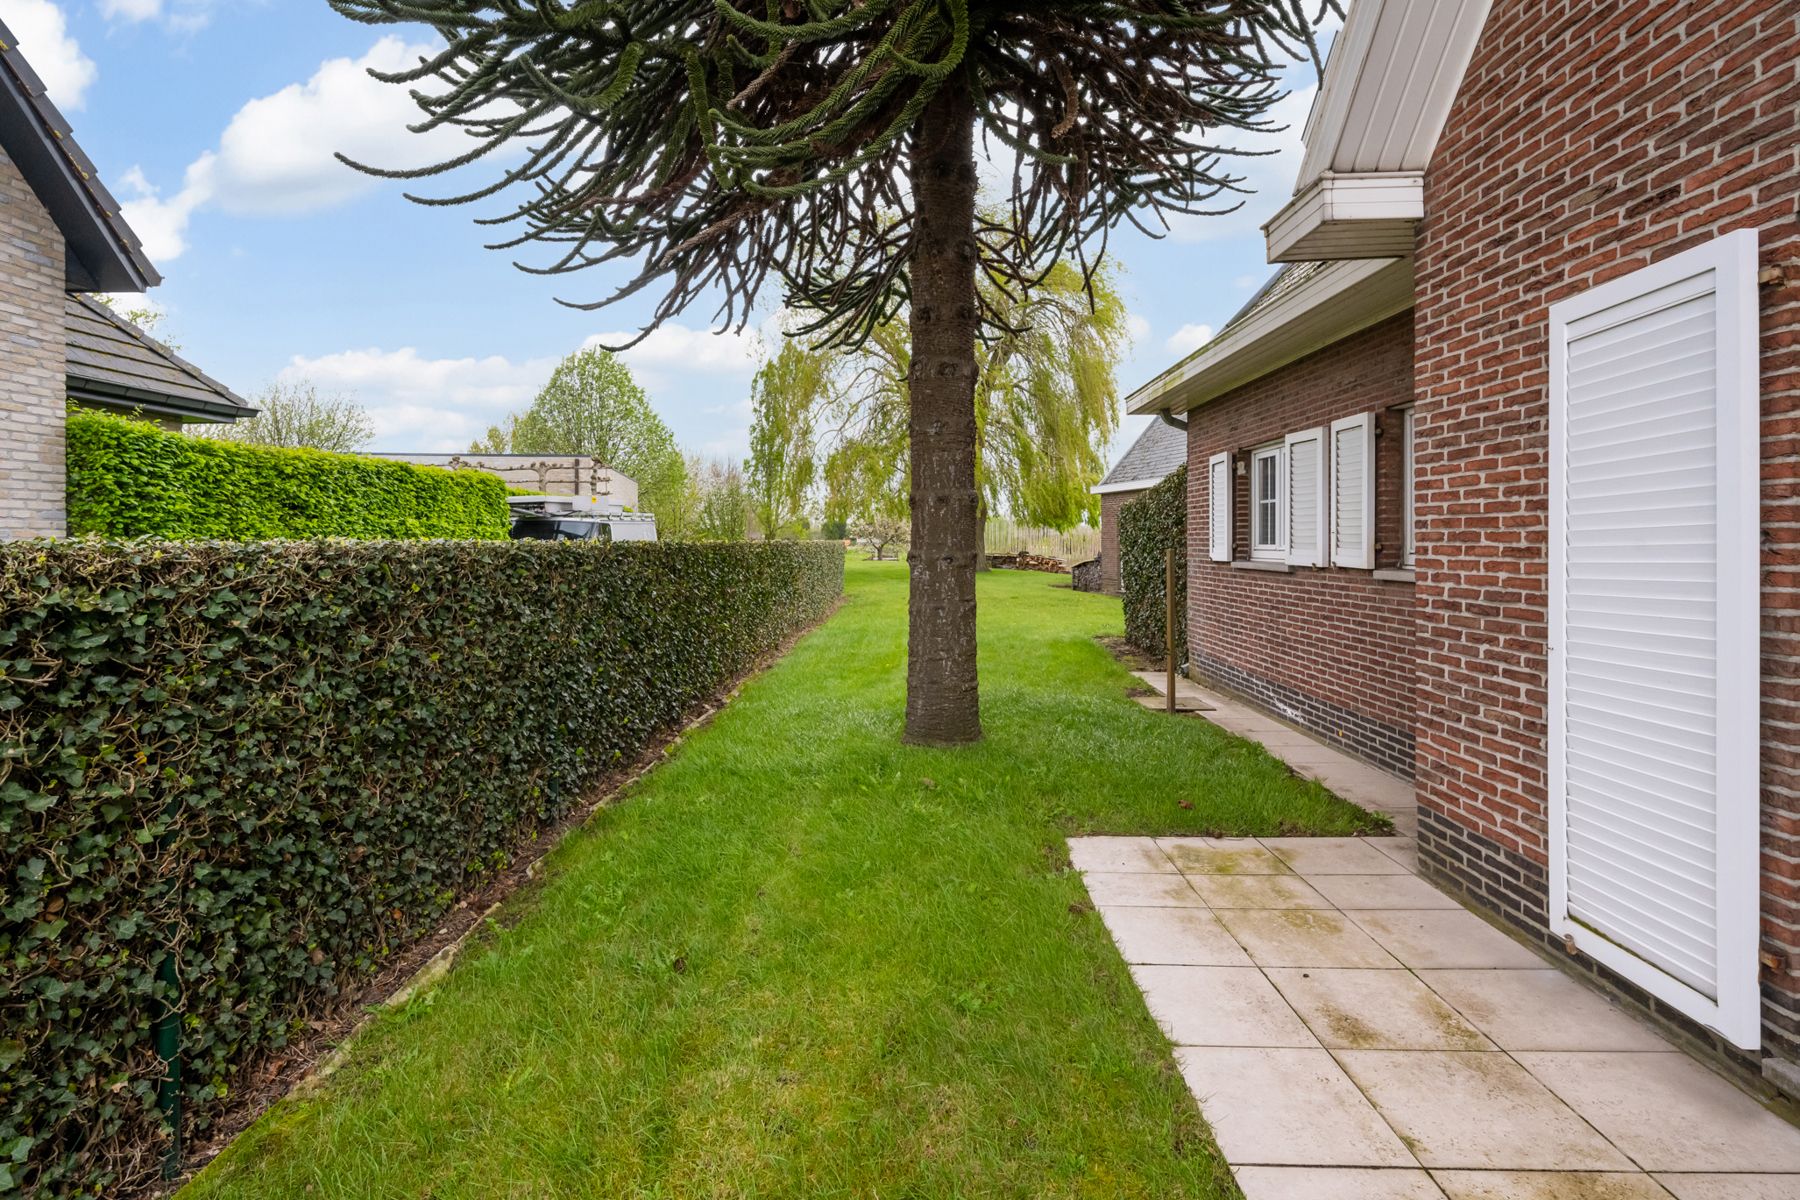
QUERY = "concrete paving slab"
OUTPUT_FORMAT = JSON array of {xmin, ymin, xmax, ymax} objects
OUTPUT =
[
  {"xmin": 1336, "ymin": 1050, "xmax": 1635, "ymax": 1172},
  {"xmin": 1176, "ymin": 1046, "xmax": 1418, "ymax": 1168},
  {"xmin": 1130, "ymin": 965, "xmax": 1317, "ymax": 1048}
]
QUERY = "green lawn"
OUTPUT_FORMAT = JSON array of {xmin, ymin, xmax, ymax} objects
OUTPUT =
[{"xmin": 184, "ymin": 558, "xmax": 1378, "ymax": 1199}]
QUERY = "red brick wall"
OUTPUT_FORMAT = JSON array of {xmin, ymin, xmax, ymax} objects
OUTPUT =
[
  {"xmin": 1099, "ymin": 489, "xmax": 1141, "ymax": 595},
  {"xmin": 1414, "ymin": 0, "xmax": 1800, "ymax": 1065},
  {"xmin": 1185, "ymin": 312, "xmax": 1418, "ymax": 774}
]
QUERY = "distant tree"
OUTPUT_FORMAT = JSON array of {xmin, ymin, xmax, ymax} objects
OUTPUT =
[
  {"xmin": 652, "ymin": 455, "xmax": 707, "ymax": 540},
  {"xmin": 826, "ymin": 260, "xmax": 1132, "ymax": 532},
  {"xmin": 695, "ymin": 458, "xmax": 751, "ymax": 542},
  {"xmin": 747, "ymin": 343, "xmax": 829, "ymax": 540},
  {"xmin": 477, "ymin": 347, "xmax": 688, "ymax": 516},
  {"xmin": 94, "ymin": 295, "xmax": 180, "ymax": 351},
  {"xmin": 207, "ymin": 380, "xmax": 375, "ymax": 453},
  {"xmin": 330, "ymin": 0, "xmax": 1334, "ymax": 746},
  {"xmin": 857, "ymin": 515, "xmax": 911, "ymax": 563}
]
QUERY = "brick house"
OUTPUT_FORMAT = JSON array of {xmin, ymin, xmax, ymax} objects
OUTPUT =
[
  {"xmin": 1127, "ymin": 0, "xmax": 1800, "ymax": 1095},
  {"xmin": 0, "ymin": 20, "xmax": 251, "ymax": 538},
  {"xmin": 1091, "ymin": 418, "xmax": 1188, "ymax": 594}
]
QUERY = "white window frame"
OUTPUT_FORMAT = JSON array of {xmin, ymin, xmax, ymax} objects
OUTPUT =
[
  {"xmin": 1249, "ymin": 444, "xmax": 1286, "ymax": 561},
  {"xmin": 1207, "ymin": 451, "xmax": 1232, "ymax": 563},
  {"xmin": 1546, "ymin": 227, "xmax": 1762, "ymax": 1050},
  {"xmin": 1285, "ymin": 426, "xmax": 1328, "ymax": 568},
  {"xmin": 1399, "ymin": 406, "xmax": 1416, "ymax": 568},
  {"xmin": 1329, "ymin": 412, "xmax": 1377, "ymax": 569}
]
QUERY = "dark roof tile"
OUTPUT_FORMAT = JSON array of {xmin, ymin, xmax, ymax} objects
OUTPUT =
[
  {"xmin": 66, "ymin": 296, "xmax": 253, "ymax": 422},
  {"xmin": 0, "ymin": 18, "xmax": 159, "ymax": 292},
  {"xmin": 1100, "ymin": 418, "xmax": 1187, "ymax": 488}
]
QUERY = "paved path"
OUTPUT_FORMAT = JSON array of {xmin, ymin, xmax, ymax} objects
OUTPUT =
[{"xmin": 1078, "ymin": 677, "xmax": 1800, "ymax": 1198}]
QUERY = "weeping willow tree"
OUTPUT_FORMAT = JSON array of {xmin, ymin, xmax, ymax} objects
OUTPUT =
[
  {"xmin": 327, "ymin": 0, "xmax": 1337, "ymax": 746},
  {"xmin": 824, "ymin": 259, "xmax": 1132, "ymax": 538}
]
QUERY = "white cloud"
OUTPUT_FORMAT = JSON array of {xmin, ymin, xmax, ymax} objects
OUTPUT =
[
  {"xmin": 0, "ymin": 0, "xmax": 96, "ymax": 109},
  {"xmin": 279, "ymin": 346, "xmax": 559, "ymax": 453},
  {"xmin": 100, "ymin": 0, "xmax": 220, "ymax": 32},
  {"xmin": 99, "ymin": 0, "xmax": 161, "ymax": 20},
  {"xmin": 1166, "ymin": 323, "xmax": 1215, "ymax": 355},
  {"xmin": 118, "ymin": 36, "xmax": 474, "ymax": 263},
  {"xmin": 585, "ymin": 324, "xmax": 765, "ymax": 376},
  {"xmin": 281, "ymin": 322, "xmax": 765, "ymax": 453},
  {"xmin": 1125, "ymin": 313, "xmax": 1151, "ymax": 347}
]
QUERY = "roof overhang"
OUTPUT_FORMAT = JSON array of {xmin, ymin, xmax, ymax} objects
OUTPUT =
[
  {"xmin": 1126, "ymin": 257, "xmax": 1414, "ymax": 417},
  {"xmin": 1264, "ymin": 0, "xmax": 1490, "ymax": 264},
  {"xmin": 68, "ymin": 380, "xmax": 254, "ymax": 424},
  {"xmin": 0, "ymin": 21, "xmax": 160, "ymax": 292},
  {"xmin": 1265, "ymin": 171, "xmax": 1423, "ymax": 262},
  {"xmin": 1090, "ymin": 478, "xmax": 1163, "ymax": 496}
]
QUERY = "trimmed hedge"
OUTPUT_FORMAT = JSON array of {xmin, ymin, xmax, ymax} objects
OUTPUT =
[
  {"xmin": 0, "ymin": 538, "xmax": 844, "ymax": 1196},
  {"xmin": 66, "ymin": 411, "xmax": 511, "ymax": 541},
  {"xmin": 1119, "ymin": 464, "xmax": 1187, "ymax": 663}
]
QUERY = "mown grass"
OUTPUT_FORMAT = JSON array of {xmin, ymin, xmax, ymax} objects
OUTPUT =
[{"xmin": 184, "ymin": 558, "xmax": 1377, "ymax": 1200}]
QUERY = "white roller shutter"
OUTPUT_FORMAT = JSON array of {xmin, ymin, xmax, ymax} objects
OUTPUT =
[
  {"xmin": 1548, "ymin": 228, "xmax": 1761, "ymax": 1049},
  {"xmin": 1330, "ymin": 413, "xmax": 1375, "ymax": 569},
  {"xmin": 1286, "ymin": 427, "xmax": 1326, "ymax": 567},
  {"xmin": 1208, "ymin": 452, "xmax": 1232, "ymax": 563}
]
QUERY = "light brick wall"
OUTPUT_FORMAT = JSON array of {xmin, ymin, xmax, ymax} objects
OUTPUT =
[
  {"xmin": 0, "ymin": 144, "xmax": 67, "ymax": 539},
  {"xmin": 1184, "ymin": 312, "xmax": 1418, "ymax": 774},
  {"xmin": 1414, "ymin": 0, "xmax": 1800, "ymax": 1068}
]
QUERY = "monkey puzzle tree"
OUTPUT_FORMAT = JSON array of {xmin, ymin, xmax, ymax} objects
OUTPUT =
[{"xmin": 328, "ymin": 0, "xmax": 1334, "ymax": 745}]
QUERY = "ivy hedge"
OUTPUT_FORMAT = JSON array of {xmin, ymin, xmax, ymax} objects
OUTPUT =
[
  {"xmin": 65, "ymin": 411, "xmax": 511, "ymax": 541},
  {"xmin": 0, "ymin": 538, "xmax": 844, "ymax": 1196},
  {"xmin": 1119, "ymin": 464, "xmax": 1187, "ymax": 664}
]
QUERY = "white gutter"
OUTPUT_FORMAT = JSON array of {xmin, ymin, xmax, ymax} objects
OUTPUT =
[{"xmin": 1126, "ymin": 257, "xmax": 1415, "ymax": 417}]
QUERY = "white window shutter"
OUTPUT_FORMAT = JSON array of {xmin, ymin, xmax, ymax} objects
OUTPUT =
[
  {"xmin": 1285, "ymin": 427, "xmax": 1326, "ymax": 567},
  {"xmin": 1330, "ymin": 413, "xmax": 1376, "ymax": 569},
  {"xmin": 1547, "ymin": 228, "xmax": 1762, "ymax": 1048},
  {"xmin": 1207, "ymin": 452, "xmax": 1231, "ymax": 562}
]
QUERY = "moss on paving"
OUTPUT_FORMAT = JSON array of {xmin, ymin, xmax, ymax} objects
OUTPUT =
[{"xmin": 183, "ymin": 559, "xmax": 1378, "ymax": 1199}]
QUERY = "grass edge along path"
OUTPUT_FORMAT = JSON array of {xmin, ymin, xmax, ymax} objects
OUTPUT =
[{"xmin": 182, "ymin": 559, "xmax": 1380, "ymax": 1200}]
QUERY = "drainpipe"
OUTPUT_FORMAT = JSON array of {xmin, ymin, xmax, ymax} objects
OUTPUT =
[{"xmin": 1159, "ymin": 410, "xmax": 1188, "ymax": 432}]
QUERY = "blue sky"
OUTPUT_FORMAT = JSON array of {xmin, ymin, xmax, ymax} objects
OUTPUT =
[{"xmin": 2, "ymin": 0, "xmax": 1333, "ymax": 465}]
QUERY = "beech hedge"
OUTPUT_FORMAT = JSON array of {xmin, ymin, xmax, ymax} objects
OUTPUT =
[
  {"xmin": 65, "ymin": 411, "xmax": 511, "ymax": 541},
  {"xmin": 0, "ymin": 538, "xmax": 844, "ymax": 1196},
  {"xmin": 1119, "ymin": 464, "xmax": 1187, "ymax": 664}
]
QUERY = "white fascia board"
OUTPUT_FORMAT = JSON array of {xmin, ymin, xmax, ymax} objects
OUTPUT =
[
  {"xmin": 1091, "ymin": 478, "xmax": 1168, "ymax": 496},
  {"xmin": 1265, "ymin": 171, "xmax": 1424, "ymax": 263},
  {"xmin": 1125, "ymin": 257, "xmax": 1414, "ymax": 418},
  {"xmin": 1296, "ymin": 0, "xmax": 1493, "ymax": 192},
  {"xmin": 1296, "ymin": 0, "xmax": 1388, "ymax": 189}
]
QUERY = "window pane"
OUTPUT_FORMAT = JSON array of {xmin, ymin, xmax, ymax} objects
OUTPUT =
[{"xmin": 1254, "ymin": 453, "xmax": 1278, "ymax": 547}]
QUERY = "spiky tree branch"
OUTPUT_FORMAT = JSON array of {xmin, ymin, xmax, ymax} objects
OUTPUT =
[{"xmin": 328, "ymin": 0, "xmax": 1336, "ymax": 347}]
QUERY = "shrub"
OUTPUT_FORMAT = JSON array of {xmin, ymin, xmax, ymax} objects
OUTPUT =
[
  {"xmin": 65, "ymin": 411, "xmax": 511, "ymax": 541},
  {"xmin": 0, "ymin": 538, "xmax": 845, "ymax": 1196},
  {"xmin": 1119, "ymin": 464, "xmax": 1186, "ymax": 663}
]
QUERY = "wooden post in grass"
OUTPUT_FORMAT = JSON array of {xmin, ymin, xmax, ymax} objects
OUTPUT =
[{"xmin": 1165, "ymin": 548, "xmax": 1176, "ymax": 715}]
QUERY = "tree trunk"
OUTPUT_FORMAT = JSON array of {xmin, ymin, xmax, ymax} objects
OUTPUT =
[{"xmin": 903, "ymin": 82, "xmax": 983, "ymax": 746}]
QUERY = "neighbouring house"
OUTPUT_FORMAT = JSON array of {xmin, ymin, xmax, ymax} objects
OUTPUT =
[
  {"xmin": 1127, "ymin": 0, "xmax": 1800, "ymax": 1094},
  {"xmin": 0, "ymin": 19, "xmax": 253, "ymax": 538},
  {"xmin": 1091, "ymin": 418, "xmax": 1188, "ymax": 594},
  {"xmin": 374, "ymin": 453, "xmax": 640, "ymax": 507}
]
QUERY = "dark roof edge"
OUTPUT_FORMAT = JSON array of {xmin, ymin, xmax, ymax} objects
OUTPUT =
[
  {"xmin": 72, "ymin": 295, "xmax": 255, "ymax": 415},
  {"xmin": 0, "ymin": 19, "xmax": 160, "ymax": 293},
  {"xmin": 68, "ymin": 383, "xmax": 251, "ymax": 424}
]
